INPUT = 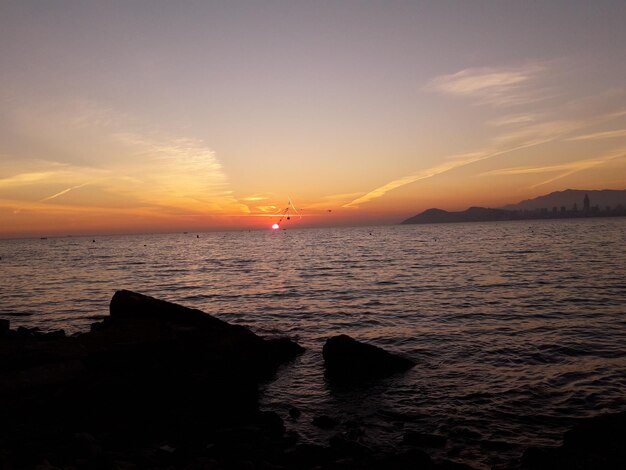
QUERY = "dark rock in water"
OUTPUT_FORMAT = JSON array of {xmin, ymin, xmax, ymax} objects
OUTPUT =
[
  {"xmin": 16, "ymin": 325, "xmax": 39, "ymax": 337},
  {"xmin": 439, "ymin": 460, "xmax": 479, "ymax": 469},
  {"xmin": 43, "ymin": 329, "xmax": 66, "ymax": 340},
  {"xmin": 0, "ymin": 290, "xmax": 304, "ymax": 469},
  {"xmin": 107, "ymin": 289, "xmax": 304, "ymax": 370},
  {"xmin": 522, "ymin": 411, "xmax": 626, "ymax": 470},
  {"xmin": 312, "ymin": 415, "xmax": 338, "ymax": 429},
  {"xmin": 522, "ymin": 446, "xmax": 562, "ymax": 469},
  {"xmin": 286, "ymin": 443, "xmax": 334, "ymax": 466},
  {"xmin": 283, "ymin": 429, "xmax": 300, "ymax": 447},
  {"xmin": 109, "ymin": 289, "xmax": 264, "ymax": 347},
  {"xmin": 563, "ymin": 410, "xmax": 626, "ymax": 453},
  {"xmin": 329, "ymin": 432, "xmax": 371, "ymax": 457},
  {"xmin": 0, "ymin": 318, "xmax": 8, "ymax": 337},
  {"xmin": 479, "ymin": 439, "xmax": 515, "ymax": 451},
  {"xmin": 403, "ymin": 431, "xmax": 447, "ymax": 448},
  {"xmin": 378, "ymin": 448, "xmax": 432, "ymax": 468},
  {"xmin": 72, "ymin": 432, "xmax": 101, "ymax": 459},
  {"xmin": 323, "ymin": 334, "xmax": 415, "ymax": 382},
  {"xmin": 253, "ymin": 410, "xmax": 286, "ymax": 437},
  {"xmin": 288, "ymin": 406, "xmax": 301, "ymax": 419},
  {"xmin": 265, "ymin": 336, "xmax": 306, "ymax": 360}
]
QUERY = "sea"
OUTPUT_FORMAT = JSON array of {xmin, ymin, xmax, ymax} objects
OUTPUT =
[{"xmin": 1, "ymin": 218, "xmax": 625, "ymax": 469}]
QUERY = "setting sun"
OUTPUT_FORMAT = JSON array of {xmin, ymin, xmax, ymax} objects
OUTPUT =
[{"xmin": 1, "ymin": 3, "xmax": 625, "ymax": 469}]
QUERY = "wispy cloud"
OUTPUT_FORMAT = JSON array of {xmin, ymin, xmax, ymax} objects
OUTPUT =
[
  {"xmin": 489, "ymin": 114, "xmax": 538, "ymax": 127},
  {"xmin": 0, "ymin": 171, "xmax": 59, "ymax": 187},
  {"xmin": 342, "ymin": 107, "xmax": 624, "ymax": 208},
  {"xmin": 566, "ymin": 129, "xmax": 626, "ymax": 141},
  {"xmin": 491, "ymin": 119, "xmax": 582, "ymax": 147},
  {"xmin": 481, "ymin": 164, "xmax": 575, "ymax": 177},
  {"xmin": 530, "ymin": 148, "xmax": 626, "ymax": 188},
  {"xmin": 304, "ymin": 192, "xmax": 364, "ymax": 210},
  {"xmin": 40, "ymin": 183, "xmax": 89, "ymax": 201},
  {"xmin": 342, "ymin": 93, "xmax": 626, "ymax": 209},
  {"xmin": 426, "ymin": 64, "xmax": 546, "ymax": 106},
  {"xmin": 2, "ymin": 99, "xmax": 249, "ymax": 216},
  {"xmin": 343, "ymin": 143, "xmax": 545, "ymax": 208},
  {"xmin": 255, "ymin": 205, "xmax": 278, "ymax": 213},
  {"xmin": 481, "ymin": 148, "xmax": 626, "ymax": 188}
]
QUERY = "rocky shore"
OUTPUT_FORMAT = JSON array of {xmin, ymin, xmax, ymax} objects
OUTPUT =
[{"xmin": 1, "ymin": 291, "xmax": 624, "ymax": 469}]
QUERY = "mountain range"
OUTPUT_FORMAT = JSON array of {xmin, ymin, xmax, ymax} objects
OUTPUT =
[
  {"xmin": 402, "ymin": 189, "xmax": 626, "ymax": 225},
  {"xmin": 501, "ymin": 189, "xmax": 626, "ymax": 211}
]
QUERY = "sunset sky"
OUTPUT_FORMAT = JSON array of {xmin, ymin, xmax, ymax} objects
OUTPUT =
[{"xmin": 1, "ymin": 1, "xmax": 626, "ymax": 237}]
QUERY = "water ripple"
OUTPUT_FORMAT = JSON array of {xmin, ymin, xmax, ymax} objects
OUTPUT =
[{"xmin": 1, "ymin": 219, "xmax": 625, "ymax": 469}]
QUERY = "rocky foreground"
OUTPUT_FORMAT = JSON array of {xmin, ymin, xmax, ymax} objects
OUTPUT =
[{"xmin": 1, "ymin": 291, "xmax": 624, "ymax": 469}]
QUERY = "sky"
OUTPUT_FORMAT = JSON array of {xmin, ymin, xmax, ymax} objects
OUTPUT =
[{"xmin": 1, "ymin": 0, "xmax": 626, "ymax": 237}]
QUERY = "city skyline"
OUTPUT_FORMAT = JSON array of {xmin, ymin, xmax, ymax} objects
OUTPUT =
[{"xmin": 2, "ymin": 1, "xmax": 626, "ymax": 237}]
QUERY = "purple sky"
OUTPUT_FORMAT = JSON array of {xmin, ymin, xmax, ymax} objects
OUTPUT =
[{"xmin": 1, "ymin": 1, "xmax": 626, "ymax": 235}]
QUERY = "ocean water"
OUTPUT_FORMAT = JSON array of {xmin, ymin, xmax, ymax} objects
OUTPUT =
[{"xmin": 1, "ymin": 219, "xmax": 625, "ymax": 468}]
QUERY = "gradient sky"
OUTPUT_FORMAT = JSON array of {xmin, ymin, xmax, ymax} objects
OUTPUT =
[{"xmin": 1, "ymin": 0, "xmax": 626, "ymax": 237}]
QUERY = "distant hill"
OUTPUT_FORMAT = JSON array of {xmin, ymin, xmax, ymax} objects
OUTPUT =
[
  {"xmin": 502, "ymin": 189, "xmax": 626, "ymax": 211},
  {"xmin": 402, "ymin": 189, "xmax": 626, "ymax": 225},
  {"xmin": 402, "ymin": 207, "xmax": 519, "ymax": 224}
]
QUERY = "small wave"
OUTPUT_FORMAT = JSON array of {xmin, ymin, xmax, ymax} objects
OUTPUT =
[
  {"xmin": 0, "ymin": 311, "xmax": 34, "ymax": 317},
  {"xmin": 299, "ymin": 272, "xmax": 332, "ymax": 278},
  {"xmin": 84, "ymin": 314, "xmax": 108, "ymax": 320},
  {"xmin": 4, "ymin": 220, "xmax": 626, "ymax": 468}
]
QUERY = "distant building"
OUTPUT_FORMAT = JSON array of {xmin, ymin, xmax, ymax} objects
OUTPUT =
[{"xmin": 583, "ymin": 194, "xmax": 590, "ymax": 212}]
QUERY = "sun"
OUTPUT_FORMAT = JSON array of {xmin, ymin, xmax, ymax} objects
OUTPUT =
[{"xmin": 271, "ymin": 223, "xmax": 280, "ymax": 230}]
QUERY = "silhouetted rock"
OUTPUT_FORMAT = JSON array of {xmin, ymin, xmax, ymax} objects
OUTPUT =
[
  {"xmin": 403, "ymin": 431, "xmax": 447, "ymax": 448},
  {"xmin": 287, "ymin": 443, "xmax": 334, "ymax": 466},
  {"xmin": 106, "ymin": 289, "xmax": 304, "ymax": 372},
  {"xmin": 312, "ymin": 415, "xmax": 338, "ymax": 429},
  {"xmin": 265, "ymin": 336, "xmax": 306, "ymax": 362},
  {"xmin": 289, "ymin": 406, "xmax": 301, "ymax": 419},
  {"xmin": 253, "ymin": 410, "xmax": 286, "ymax": 437},
  {"xmin": 329, "ymin": 432, "xmax": 371, "ymax": 457},
  {"xmin": 43, "ymin": 329, "xmax": 66, "ymax": 340},
  {"xmin": 439, "ymin": 460, "xmax": 479, "ymax": 470},
  {"xmin": 0, "ymin": 318, "xmax": 8, "ymax": 337},
  {"xmin": 563, "ymin": 410, "xmax": 626, "ymax": 453},
  {"xmin": 0, "ymin": 290, "xmax": 304, "ymax": 469},
  {"xmin": 379, "ymin": 448, "xmax": 432, "ymax": 469},
  {"xmin": 522, "ymin": 411, "xmax": 626, "ymax": 469},
  {"xmin": 323, "ymin": 334, "xmax": 415, "ymax": 382}
]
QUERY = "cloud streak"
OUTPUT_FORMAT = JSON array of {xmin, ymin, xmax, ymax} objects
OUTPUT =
[
  {"xmin": 1, "ymin": 99, "xmax": 249, "ymax": 217},
  {"xmin": 342, "ymin": 105, "xmax": 626, "ymax": 208},
  {"xmin": 40, "ymin": 183, "xmax": 89, "ymax": 202},
  {"xmin": 343, "ymin": 142, "xmax": 547, "ymax": 208},
  {"xmin": 480, "ymin": 148, "xmax": 626, "ymax": 188},
  {"xmin": 0, "ymin": 171, "xmax": 60, "ymax": 188},
  {"xmin": 566, "ymin": 129, "xmax": 626, "ymax": 141},
  {"xmin": 530, "ymin": 148, "xmax": 626, "ymax": 188},
  {"xmin": 426, "ymin": 64, "xmax": 545, "ymax": 106}
]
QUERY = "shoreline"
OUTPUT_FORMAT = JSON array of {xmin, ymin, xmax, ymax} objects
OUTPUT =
[{"xmin": 2, "ymin": 291, "xmax": 624, "ymax": 469}]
